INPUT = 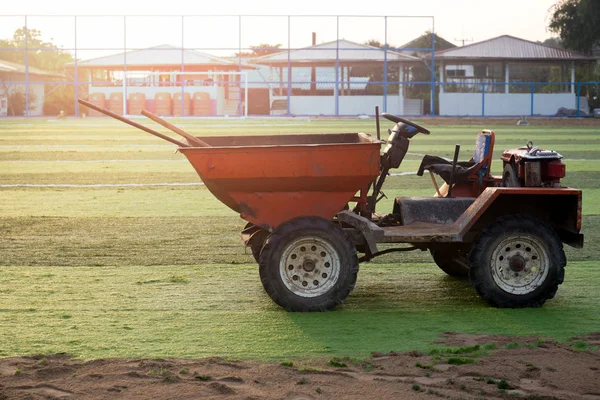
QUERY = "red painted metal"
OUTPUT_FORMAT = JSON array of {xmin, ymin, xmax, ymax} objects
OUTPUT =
[
  {"xmin": 546, "ymin": 160, "xmax": 566, "ymax": 179},
  {"xmin": 179, "ymin": 133, "xmax": 381, "ymax": 229},
  {"xmin": 455, "ymin": 187, "xmax": 583, "ymax": 237}
]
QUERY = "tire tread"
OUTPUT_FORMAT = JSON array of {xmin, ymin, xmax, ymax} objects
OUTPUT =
[
  {"xmin": 468, "ymin": 214, "xmax": 566, "ymax": 308},
  {"xmin": 259, "ymin": 217, "xmax": 358, "ymax": 312}
]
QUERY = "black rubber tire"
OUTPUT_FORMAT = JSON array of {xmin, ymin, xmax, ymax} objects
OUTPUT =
[
  {"xmin": 259, "ymin": 216, "xmax": 359, "ymax": 312},
  {"xmin": 251, "ymin": 244, "xmax": 263, "ymax": 263},
  {"xmin": 243, "ymin": 222, "xmax": 269, "ymax": 264},
  {"xmin": 430, "ymin": 249, "xmax": 469, "ymax": 277},
  {"xmin": 502, "ymin": 162, "xmax": 520, "ymax": 187},
  {"xmin": 468, "ymin": 215, "xmax": 566, "ymax": 308}
]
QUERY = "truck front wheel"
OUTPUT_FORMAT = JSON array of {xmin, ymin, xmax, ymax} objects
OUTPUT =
[
  {"xmin": 468, "ymin": 215, "xmax": 566, "ymax": 308},
  {"xmin": 430, "ymin": 248, "xmax": 469, "ymax": 277},
  {"xmin": 259, "ymin": 217, "xmax": 359, "ymax": 311}
]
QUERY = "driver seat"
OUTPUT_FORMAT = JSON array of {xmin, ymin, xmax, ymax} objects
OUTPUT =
[{"xmin": 417, "ymin": 130, "xmax": 495, "ymax": 186}]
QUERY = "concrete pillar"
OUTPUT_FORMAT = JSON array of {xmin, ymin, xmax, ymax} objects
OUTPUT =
[
  {"xmin": 439, "ymin": 61, "xmax": 444, "ymax": 94},
  {"xmin": 340, "ymin": 65, "xmax": 345, "ymax": 96},
  {"xmin": 279, "ymin": 66, "xmax": 284, "ymax": 96}
]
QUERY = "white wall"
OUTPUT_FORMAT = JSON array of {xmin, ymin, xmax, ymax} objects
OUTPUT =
[
  {"xmin": 339, "ymin": 96, "xmax": 401, "ymax": 116},
  {"xmin": 439, "ymin": 93, "xmax": 577, "ymax": 116},
  {"xmin": 289, "ymin": 96, "xmax": 336, "ymax": 115},
  {"xmin": 271, "ymin": 95, "xmax": 418, "ymax": 116}
]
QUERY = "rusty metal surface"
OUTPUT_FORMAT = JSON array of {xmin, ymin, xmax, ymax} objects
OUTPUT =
[
  {"xmin": 140, "ymin": 110, "xmax": 210, "ymax": 147},
  {"xmin": 338, "ymin": 210, "xmax": 383, "ymax": 254},
  {"xmin": 396, "ymin": 197, "xmax": 475, "ymax": 225},
  {"xmin": 381, "ymin": 222, "xmax": 461, "ymax": 243},
  {"xmin": 179, "ymin": 133, "xmax": 381, "ymax": 229},
  {"xmin": 381, "ymin": 187, "xmax": 583, "ymax": 244},
  {"xmin": 524, "ymin": 161, "xmax": 542, "ymax": 187}
]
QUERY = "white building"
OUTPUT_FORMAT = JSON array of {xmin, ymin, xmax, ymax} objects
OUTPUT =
[
  {"xmin": 251, "ymin": 39, "xmax": 423, "ymax": 116},
  {"xmin": 433, "ymin": 35, "xmax": 596, "ymax": 116},
  {"xmin": 71, "ymin": 45, "xmax": 252, "ymax": 116},
  {"xmin": 0, "ymin": 60, "xmax": 62, "ymax": 116}
]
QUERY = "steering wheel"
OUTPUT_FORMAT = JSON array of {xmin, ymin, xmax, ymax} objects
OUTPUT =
[{"xmin": 382, "ymin": 113, "xmax": 430, "ymax": 135}]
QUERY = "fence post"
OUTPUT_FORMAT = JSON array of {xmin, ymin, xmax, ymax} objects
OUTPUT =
[
  {"xmin": 383, "ymin": 16, "xmax": 388, "ymax": 114},
  {"xmin": 430, "ymin": 23, "xmax": 435, "ymax": 116},
  {"xmin": 576, "ymin": 83, "xmax": 581, "ymax": 118},
  {"xmin": 335, "ymin": 16, "xmax": 339, "ymax": 116},
  {"xmin": 481, "ymin": 83, "xmax": 485, "ymax": 117},
  {"xmin": 74, "ymin": 16, "xmax": 79, "ymax": 117},
  {"xmin": 123, "ymin": 16, "xmax": 127, "ymax": 116},
  {"xmin": 181, "ymin": 15, "xmax": 185, "ymax": 117},
  {"xmin": 24, "ymin": 16, "xmax": 29, "ymax": 117},
  {"xmin": 287, "ymin": 16, "xmax": 291, "ymax": 117},
  {"xmin": 530, "ymin": 83, "xmax": 534, "ymax": 116}
]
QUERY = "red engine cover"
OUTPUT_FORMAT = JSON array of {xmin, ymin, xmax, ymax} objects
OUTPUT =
[{"xmin": 545, "ymin": 160, "xmax": 566, "ymax": 179}]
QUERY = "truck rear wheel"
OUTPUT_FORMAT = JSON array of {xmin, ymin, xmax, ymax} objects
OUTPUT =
[
  {"xmin": 468, "ymin": 215, "xmax": 565, "ymax": 308},
  {"xmin": 259, "ymin": 216, "xmax": 358, "ymax": 311},
  {"xmin": 502, "ymin": 162, "xmax": 520, "ymax": 187},
  {"xmin": 430, "ymin": 249, "xmax": 469, "ymax": 277}
]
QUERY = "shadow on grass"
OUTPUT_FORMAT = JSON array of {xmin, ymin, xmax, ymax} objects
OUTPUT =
[{"xmin": 283, "ymin": 265, "xmax": 600, "ymax": 357}]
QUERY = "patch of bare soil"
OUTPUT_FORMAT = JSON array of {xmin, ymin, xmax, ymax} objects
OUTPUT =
[{"xmin": 0, "ymin": 334, "xmax": 599, "ymax": 400}]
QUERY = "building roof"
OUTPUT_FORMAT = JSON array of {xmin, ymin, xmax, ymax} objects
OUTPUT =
[
  {"xmin": 251, "ymin": 39, "xmax": 420, "ymax": 65},
  {"xmin": 433, "ymin": 35, "xmax": 595, "ymax": 61},
  {"xmin": 73, "ymin": 45, "xmax": 238, "ymax": 68},
  {"xmin": 0, "ymin": 59, "xmax": 63, "ymax": 78}
]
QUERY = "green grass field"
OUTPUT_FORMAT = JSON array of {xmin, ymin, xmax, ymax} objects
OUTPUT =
[{"xmin": 1, "ymin": 117, "xmax": 599, "ymax": 361}]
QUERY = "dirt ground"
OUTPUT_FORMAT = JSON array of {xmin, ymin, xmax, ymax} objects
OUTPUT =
[{"xmin": 0, "ymin": 334, "xmax": 599, "ymax": 400}]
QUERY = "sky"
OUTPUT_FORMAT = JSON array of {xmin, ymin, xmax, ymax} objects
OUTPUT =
[{"xmin": 1, "ymin": 0, "xmax": 560, "ymax": 56}]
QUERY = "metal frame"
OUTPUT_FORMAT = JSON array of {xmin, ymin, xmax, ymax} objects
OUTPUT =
[
  {"xmin": 0, "ymin": 14, "xmax": 597, "ymax": 117},
  {"xmin": 0, "ymin": 14, "xmax": 436, "ymax": 117}
]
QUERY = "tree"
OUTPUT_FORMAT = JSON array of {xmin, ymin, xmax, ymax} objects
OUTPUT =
[
  {"xmin": 540, "ymin": 37, "xmax": 564, "ymax": 49},
  {"xmin": 0, "ymin": 26, "xmax": 74, "ymax": 71},
  {"xmin": 399, "ymin": 31, "xmax": 457, "ymax": 54},
  {"xmin": 365, "ymin": 40, "xmax": 384, "ymax": 48},
  {"xmin": 0, "ymin": 80, "xmax": 37, "ymax": 116},
  {"xmin": 235, "ymin": 44, "xmax": 282, "ymax": 58},
  {"xmin": 43, "ymin": 84, "xmax": 75, "ymax": 116},
  {"xmin": 402, "ymin": 31, "xmax": 456, "ymax": 115},
  {"xmin": 549, "ymin": 0, "xmax": 600, "ymax": 55},
  {"xmin": 347, "ymin": 40, "xmax": 401, "ymax": 95},
  {"xmin": 0, "ymin": 27, "xmax": 76, "ymax": 115}
]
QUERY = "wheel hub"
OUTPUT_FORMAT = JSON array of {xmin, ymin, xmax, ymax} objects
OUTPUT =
[
  {"xmin": 490, "ymin": 234, "xmax": 549, "ymax": 295},
  {"xmin": 302, "ymin": 259, "xmax": 316, "ymax": 272},
  {"xmin": 508, "ymin": 254, "xmax": 526, "ymax": 272},
  {"xmin": 280, "ymin": 237, "xmax": 340, "ymax": 298}
]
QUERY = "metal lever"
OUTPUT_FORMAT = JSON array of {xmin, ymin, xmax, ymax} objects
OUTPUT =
[
  {"xmin": 447, "ymin": 144, "xmax": 460, "ymax": 198},
  {"xmin": 375, "ymin": 106, "xmax": 381, "ymax": 141},
  {"xmin": 78, "ymin": 99, "xmax": 189, "ymax": 147}
]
